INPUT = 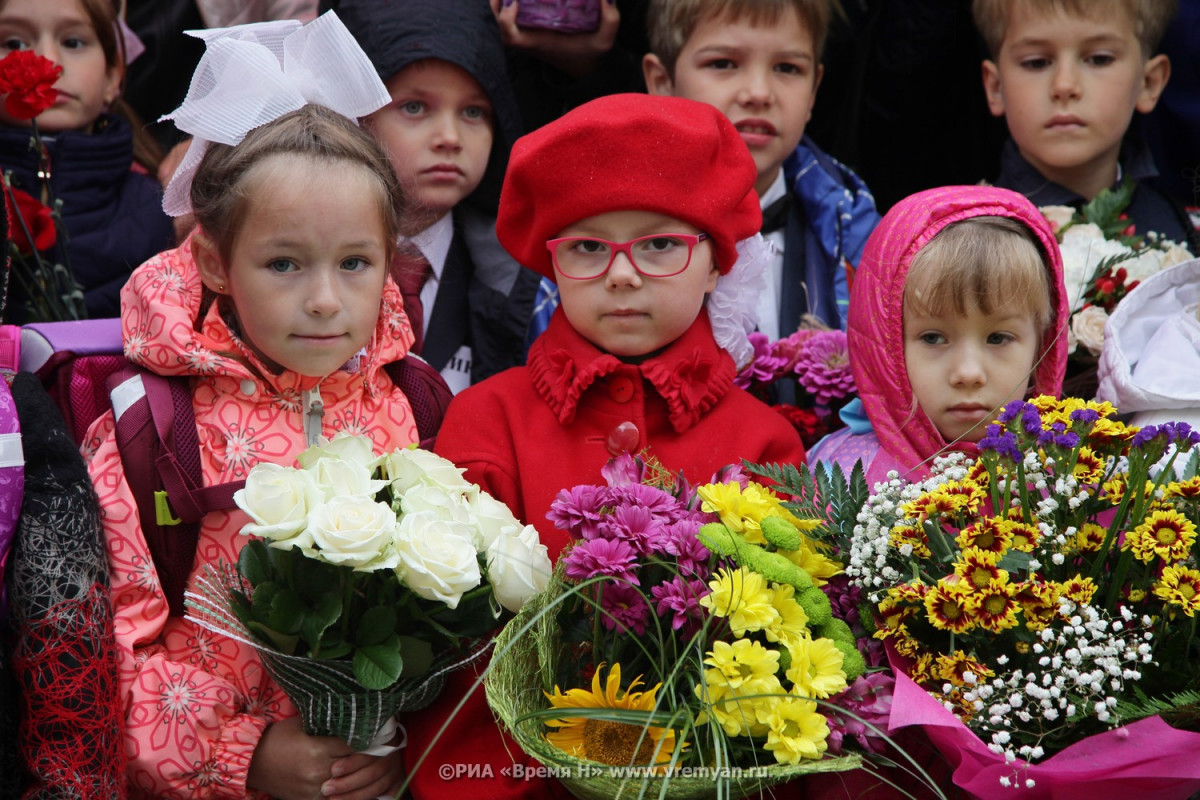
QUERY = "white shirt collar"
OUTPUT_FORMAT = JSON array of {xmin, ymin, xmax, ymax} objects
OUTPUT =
[
  {"xmin": 403, "ymin": 212, "xmax": 454, "ymax": 279},
  {"xmin": 759, "ymin": 171, "xmax": 787, "ymax": 209}
]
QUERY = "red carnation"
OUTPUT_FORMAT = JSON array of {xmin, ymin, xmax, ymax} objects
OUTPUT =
[
  {"xmin": 0, "ymin": 50, "xmax": 62, "ymax": 120},
  {"xmin": 5, "ymin": 187, "xmax": 57, "ymax": 254}
]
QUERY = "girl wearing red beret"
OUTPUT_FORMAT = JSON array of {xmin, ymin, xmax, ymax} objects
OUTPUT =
[{"xmin": 403, "ymin": 93, "xmax": 807, "ymax": 799}]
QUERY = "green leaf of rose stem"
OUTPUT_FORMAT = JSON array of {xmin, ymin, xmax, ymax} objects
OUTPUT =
[
  {"xmin": 354, "ymin": 635, "xmax": 405, "ymax": 690},
  {"xmin": 238, "ymin": 539, "xmax": 273, "ymax": 585},
  {"xmin": 302, "ymin": 590, "xmax": 342, "ymax": 657},
  {"xmin": 355, "ymin": 605, "xmax": 397, "ymax": 647}
]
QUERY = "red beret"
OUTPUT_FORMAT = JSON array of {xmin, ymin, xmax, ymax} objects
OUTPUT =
[{"xmin": 497, "ymin": 93, "xmax": 762, "ymax": 281}]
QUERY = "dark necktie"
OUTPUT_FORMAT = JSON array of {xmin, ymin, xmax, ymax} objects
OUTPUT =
[
  {"xmin": 394, "ymin": 249, "xmax": 433, "ymax": 355},
  {"xmin": 760, "ymin": 194, "xmax": 792, "ymax": 235}
]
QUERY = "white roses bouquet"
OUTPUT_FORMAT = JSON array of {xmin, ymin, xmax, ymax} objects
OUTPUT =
[{"xmin": 185, "ymin": 434, "xmax": 552, "ymax": 749}]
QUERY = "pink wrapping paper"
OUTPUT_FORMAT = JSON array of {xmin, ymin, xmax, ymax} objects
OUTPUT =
[{"xmin": 888, "ymin": 667, "xmax": 1200, "ymax": 800}]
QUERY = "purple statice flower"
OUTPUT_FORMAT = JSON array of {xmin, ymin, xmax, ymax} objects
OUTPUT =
[
  {"xmin": 650, "ymin": 576, "xmax": 709, "ymax": 634},
  {"xmin": 979, "ymin": 425, "xmax": 1022, "ymax": 463},
  {"xmin": 598, "ymin": 581, "xmax": 650, "ymax": 635},
  {"xmin": 997, "ymin": 399, "xmax": 1042, "ymax": 435},
  {"xmin": 563, "ymin": 537, "xmax": 640, "ymax": 584},
  {"xmin": 1037, "ymin": 421, "xmax": 1078, "ymax": 450},
  {"xmin": 1070, "ymin": 408, "xmax": 1100, "ymax": 426},
  {"xmin": 1159, "ymin": 421, "xmax": 1200, "ymax": 448},
  {"xmin": 1131, "ymin": 424, "xmax": 1161, "ymax": 449},
  {"xmin": 660, "ymin": 520, "xmax": 712, "ymax": 577},
  {"xmin": 793, "ymin": 330, "xmax": 855, "ymax": 406},
  {"xmin": 735, "ymin": 332, "xmax": 787, "ymax": 389},
  {"xmin": 547, "ymin": 484, "xmax": 610, "ymax": 540},
  {"xmin": 824, "ymin": 672, "xmax": 896, "ymax": 755}
]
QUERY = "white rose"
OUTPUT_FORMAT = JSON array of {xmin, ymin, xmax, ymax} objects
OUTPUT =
[
  {"xmin": 1058, "ymin": 228, "xmax": 1132, "ymax": 312},
  {"xmin": 379, "ymin": 447, "xmax": 472, "ymax": 495},
  {"xmin": 394, "ymin": 512, "xmax": 482, "ymax": 608},
  {"xmin": 486, "ymin": 524, "xmax": 551, "ymax": 613},
  {"xmin": 402, "ymin": 482, "xmax": 475, "ymax": 526},
  {"xmin": 306, "ymin": 495, "xmax": 399, "ymax": 571},
  {"xmin": 306, "ymin": 456, "xmax": 387, "ymax": 502},
  {"xmin": 467, "ymin": 491, "xmax": 523, "ymax": 550},
  {"xmin": 234, "ymin": 463, "xmax": 320, "ymax": 548},
  {"xmin": 297, "ymin": 432, "xmax": 379, "ymax": 471},
  {"xmin": 1161, "ymin": 243, "xmax": 1192, "ymax": 268},
  {"xmin": 1070, "ymin": 305, "xmax": 1109, "ymax": 356},
  {"xmin": 1039, "ymin": 205, "xmax": 1075, "ymax": 233}
]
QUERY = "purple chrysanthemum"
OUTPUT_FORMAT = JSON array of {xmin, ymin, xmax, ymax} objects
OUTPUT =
[
  {"xmin": 608, "ymin": 483, "xmax": 686, "ymax": 524},
  {"xmin": 660, "ymin": 520, "xmax": 712, "ymax": 577},
  {"xmin": 735, "ymin": 332, "xmax": 788, "ymax": 388},
  {"xmin": 824, "ymin": 672, "xmax": 895, "ymax": 755},
  {"xmin": 546, "ymin": 485, "xmax": 610, "ymax": 540},
  {"xmin": 563, "ymin": 537, "xmax": 640, "ymax": 584},
  {"xmin": 605, "ymin": 504, "xmax": 668, "ymax": 555},
  {"xmin": 598, "ymin": 581, "xmax": 650, "ymax": 635},
  {"xmin": 793, "ymin": 331, "xmax": 855, "ymax": 405},
  {"xmin": 600, "ymin": 452, "xmax": 644, "ymax": 487},
  {"xmin": 650, "ymin": 576, "xmax": 709, "ymax": 633}
]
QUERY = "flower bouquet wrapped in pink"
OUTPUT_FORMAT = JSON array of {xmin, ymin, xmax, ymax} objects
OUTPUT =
[{"xmin": 846, "ymin": 396, "xmax": 1200, "ymax": 797}]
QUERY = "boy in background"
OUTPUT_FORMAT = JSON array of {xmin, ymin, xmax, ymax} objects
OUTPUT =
[
  {"xmin": 642, "ymin": 0, "xmax": 879, "ymax": 339},
  {"xmin": 338, "ymin": 0, "xmax": 544, "ymax": 392},
  {"xmin": 974, "ymin": 0, "xmax": 1199, "ymax": 252}
]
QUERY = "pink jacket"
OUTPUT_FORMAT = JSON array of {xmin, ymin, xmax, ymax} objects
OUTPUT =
[
  {"xmin": 87, "ymin": 239, "xmax": 419, "ymax": 799},
  {"xmin": 836, "ymin": 185, "xmax": 1068, "ymax": 486}
]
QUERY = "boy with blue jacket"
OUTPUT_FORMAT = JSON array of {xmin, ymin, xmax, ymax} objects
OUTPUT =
[{"xmin": 642, "ymin": 0, "xmax": 880, "ymax": 337}]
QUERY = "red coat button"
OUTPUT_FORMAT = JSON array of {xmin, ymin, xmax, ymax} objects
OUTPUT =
[
  {"xmin": 606, "ymin": 421, "xmax": 640, "ymax": 455},
  {"xmin": 608, "ymin": 375, "xmax": 635, "ymax": 403}
]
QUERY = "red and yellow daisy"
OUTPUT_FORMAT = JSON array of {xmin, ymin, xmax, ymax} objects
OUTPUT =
[
  {"xmin": 936, "ymin": 650, "xmax": 994, "ymax": 685},
  {"xmin": 1070, "ymin": 446, "xmax": 1105, "ymax": 485},
  {"xmin": 1126, "ymin": 509, "xmax": 1197, "ymax": 563},
  {"xmin": 1057, "ymin": 574, "xmax": 1098, "ymax": 606},
  {"xmin": 924, "ymin": 581, "xmax": 976, "ymax": 633},
  {"xmin": 1154, "ymin": 565, "xmax": 1200, "ymax": 616},
  {"xmin": 1013, "ymin": 581, "xmax": 1059, "ymax": 631},
  {"xmin": 1164, "ymin": 477, "xmax": 1200, "ymax": 500},
  {"xmin": 888, "ymin": 524, "xmax": 932, "ymax": 559},
  {"xmin": 956, "ymin": 517, "xmax": 1011, "ymax": 554},
  {"xmin": 955, "ymin": 548, "xmax": 1004, "ymax": 591},
  {"xmin": 970, "ymin": 579, "xmax": 1020, "ymax": 632}
]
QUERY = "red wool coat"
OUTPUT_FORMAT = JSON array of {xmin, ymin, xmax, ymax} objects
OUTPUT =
[{"xmin": 402, "ymin": 308, "xmax": 806, "ymax": 800}]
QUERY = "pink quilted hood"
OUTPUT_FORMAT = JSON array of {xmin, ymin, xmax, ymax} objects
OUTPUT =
[{"xmin": 849, "ymin": 185, "xmax": 1069, "ymax": 482}]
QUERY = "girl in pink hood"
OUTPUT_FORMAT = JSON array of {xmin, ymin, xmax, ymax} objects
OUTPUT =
[{"xmin": 810, "ymin": 185, "xmax": 1069, "ymax": 488}]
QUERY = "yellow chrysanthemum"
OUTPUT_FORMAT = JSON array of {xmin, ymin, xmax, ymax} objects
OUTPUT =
[
  {"xmin": 1125, "ymin": 509, "xmax": 1197, "ymax": 563},
  {"xmin": 968, "ymin": 579, "xmax": 1019, "ymax": 633},
  {"xmin": 765, "ymin": 584, "xmax": 811, "ymax": 647},
  {"xmin": 544, "ymin": 663, "xmax": 683, "ymax": 766},
  {"xmin": 697, "ymin": 482, "xmax": 817, "ymax": 544},
  {"xmin": 924, "ymin": 581, "xmax": 976, "ymax": 633},
  {"xmin": 760, "ymin": 696, "xmax": 829, "ymax": 764},
  {"xmin": 698, "ymin": 673, "xmax": 780, "ymax": 738},
  {"xmin": 785, "ymin": 636, "xmax": 848, "ymax": 699},
  {"xmin": 1087, "ymin": 416, "xmax": 1135, "ymax": 450},
  {"xmin": 1154, "ymin": 565, "xmax": 1200, "ymax": 616},
  {"xmin": 700, "ymin": 567, "xmax": 780, "ymax": 635},
  {"xmin": 703, "ymin": 639, "xmax": 781, "ymax": 690},
  {"xmin": 781, "ymin": 544, "xmax": 843, "ymax": 587}
]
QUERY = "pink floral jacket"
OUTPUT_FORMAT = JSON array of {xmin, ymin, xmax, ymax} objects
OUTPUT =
[{"xmin": 86, "ymin": 239, "xmax": 419, "ymax": 799}]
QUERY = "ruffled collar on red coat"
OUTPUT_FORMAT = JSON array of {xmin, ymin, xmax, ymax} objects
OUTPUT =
[{"xmin": 527, "ymin": 309, "xmax": 736, "ymax": 433}]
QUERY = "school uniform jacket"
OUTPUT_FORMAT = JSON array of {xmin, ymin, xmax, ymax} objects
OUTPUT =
[
  {"xmin": 85, "ymin": 240, "xmax": 420, "ymax": 799},
  {"xmin": 401, "ymin": 308, "xmax": 806, "ymax": 800}
]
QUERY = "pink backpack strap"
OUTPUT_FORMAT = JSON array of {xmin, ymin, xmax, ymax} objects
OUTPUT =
[{"xmin": 108, "ymin": 365, "xmax": 243, "ymax": 616}]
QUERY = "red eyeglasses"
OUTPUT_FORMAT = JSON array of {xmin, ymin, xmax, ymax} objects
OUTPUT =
[{"xmin": 545, "ymin": 233, "xmax": 710, "ymax": 280}]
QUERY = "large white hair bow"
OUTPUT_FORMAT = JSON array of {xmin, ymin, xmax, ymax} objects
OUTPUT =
[
  {"xmin": 709, "ymin": 234, "xmax": 773, "ymax": 369},
  {"xmin": 160, "ymin": 11, "xmax": 391, "ymax": 217}
]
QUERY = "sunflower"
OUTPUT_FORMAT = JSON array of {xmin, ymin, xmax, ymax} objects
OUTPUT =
[{"xmin": 544, "ymin": 662, "xmax": 684, "ymax": 766}]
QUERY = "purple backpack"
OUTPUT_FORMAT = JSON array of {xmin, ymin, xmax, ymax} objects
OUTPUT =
[{"xmin": 21, "ymin": 318, "xmax": 453, "ymax": 616}]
